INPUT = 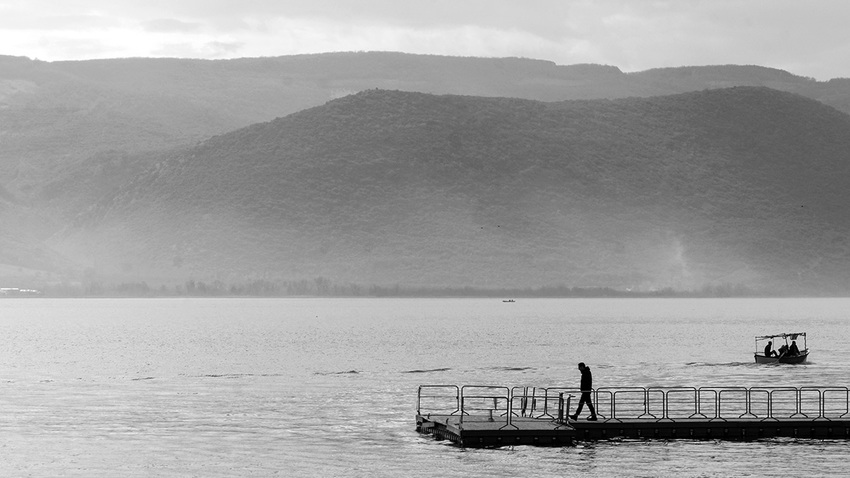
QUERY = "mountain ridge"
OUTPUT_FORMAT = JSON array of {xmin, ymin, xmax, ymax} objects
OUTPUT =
[{"xmin": 3, "ymin": 52, "xmax": 847, "ymax": 208}]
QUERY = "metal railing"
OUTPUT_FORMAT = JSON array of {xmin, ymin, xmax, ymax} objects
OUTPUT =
[
  {"xmin": 417, "ymin": 385, "xmax": 850, "ymax": 425},
  {"xmin": 417, "ymin": 385, "xmax": 460, "ymax": 416},
  {"xmin": 458, "ymin": 385, "xmax": 513, "ymax": 428}
]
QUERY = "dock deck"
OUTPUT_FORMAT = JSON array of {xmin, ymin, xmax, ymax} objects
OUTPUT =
[
  {"xmin": 417, "ymin": 414, "xmax": 575, "ymax": 447},
  {"xmin": 416, "ymin": 385, "xmax": 850, "ymax": 447}
]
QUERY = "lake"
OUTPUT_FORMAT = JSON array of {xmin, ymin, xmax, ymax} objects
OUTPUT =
[{"xmin": 1, "ymin": 297, "xmax": 848, "ymax": 476}]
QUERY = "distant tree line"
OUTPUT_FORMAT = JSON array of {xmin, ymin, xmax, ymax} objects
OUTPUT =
[{"xmin": 26, "ymin": 277, "xmax": 760, "ymax": 298}]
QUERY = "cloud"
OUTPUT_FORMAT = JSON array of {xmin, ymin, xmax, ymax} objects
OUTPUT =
[
  {"xmin": 151, "ymin": 40, "xmax": 245, "ymax": 59},
  {"xmin": 0, "ymin": 0, "xmax": 849, "ymax": 79},
  {"xmin": 143, "ymin": 19, "xmax": 202, "ymax": 33},
  {"xmin": 0, "ymin": 11, "xmax": 115, "ymax": 31}
]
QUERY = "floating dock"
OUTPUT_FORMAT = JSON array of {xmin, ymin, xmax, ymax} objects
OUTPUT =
[
  {"xmin": 416, "ymin": 385, "xmax": 850, "ymax": 447},
  {"xmin": 418, "ymin": 414, "xmax": 574, "ymax": 447}
]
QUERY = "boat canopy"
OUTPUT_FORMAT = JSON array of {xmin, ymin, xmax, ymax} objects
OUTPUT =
[{"xmin": 755, "ymin": 332, "xmax": 806, "ymax": 341}]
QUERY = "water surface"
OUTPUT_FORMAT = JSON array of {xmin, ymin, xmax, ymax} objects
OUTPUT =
[{"xmin": 1, "ymin": 298, "xmax": 848, "ymax": 476}]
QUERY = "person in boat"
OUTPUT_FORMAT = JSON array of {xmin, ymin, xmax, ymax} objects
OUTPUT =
[
  {"xmin": 789, "ymin": 340, "xmax": 800, "ymax": 356},
  {"xmin": 778, "ymin": 343, "xmax": 789, "ymax": 356},
  {"xmin": 764, "ymin": 341, "xmax": 777, "ymax": 357},
  {"xmin": 570, "ymin": 362, "xmax": 598, "ymax": 421}
]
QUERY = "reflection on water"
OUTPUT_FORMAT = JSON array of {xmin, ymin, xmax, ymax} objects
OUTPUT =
[{"xmin": 0, "ymin": 297, "xmax": 848, "ymax": 477}]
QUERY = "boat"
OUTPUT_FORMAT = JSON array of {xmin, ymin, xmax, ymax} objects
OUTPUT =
[
  {"xmin": 754, "ymin": 332, "xmax": 809, "ymax": 364},
  {"xmin": 502, "ymin": 299, "xmax": 515, "ymax": 303}
]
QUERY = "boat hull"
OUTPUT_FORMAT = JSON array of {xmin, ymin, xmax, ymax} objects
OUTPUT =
[{"xmin": 754, "ymin": 351, "xmax": 808, "ymax": 364}]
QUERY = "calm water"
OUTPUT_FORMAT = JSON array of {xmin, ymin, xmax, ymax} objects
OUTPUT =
[{"xmin": 1, "ymin": 297, "xmax": 849, "ymax": 476}]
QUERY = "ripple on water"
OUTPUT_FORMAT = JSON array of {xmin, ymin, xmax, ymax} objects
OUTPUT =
[{"xmin": 2, "ymin": 297, "xmax": 849, "ymax": 476}]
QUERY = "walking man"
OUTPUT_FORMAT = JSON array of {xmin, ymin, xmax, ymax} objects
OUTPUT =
[{"xmin": 570, "ymin": 362, "xmax": 598, "ymax": 421}]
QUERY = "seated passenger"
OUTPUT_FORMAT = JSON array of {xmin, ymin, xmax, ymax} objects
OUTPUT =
[
  {"xmin": 789, "ymin": 340, "xmax": 800, "ymax": 356},
  {"xmin": 764, "ymin": 341, "xmax": 777, "ymax": 357},
  {"xmin": 778, "ymin": 344, "xmax": 789, "ymax": 356}
]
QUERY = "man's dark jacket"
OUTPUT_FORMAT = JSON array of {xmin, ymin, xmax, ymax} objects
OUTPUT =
[{"xmin": 581, "ymin": 367, "xmax": 592, "ymax": 391}]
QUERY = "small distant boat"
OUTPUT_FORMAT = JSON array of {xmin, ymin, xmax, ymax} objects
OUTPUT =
[
  {"xmin": 502, "ymin": 299, "xmax": 516, "ymax": 303},
  {"xmin": 754, "ymin": 332, "xmax": 808, "ymax": 364}
]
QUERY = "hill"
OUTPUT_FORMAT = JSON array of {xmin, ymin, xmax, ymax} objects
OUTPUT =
[
  {"xmin": 51, "ymin": 87, "xmax": 850, "ymax": 295},
  {"xmin": 3, "ymin": 52, "xmax": 850, "ymax": 210}
]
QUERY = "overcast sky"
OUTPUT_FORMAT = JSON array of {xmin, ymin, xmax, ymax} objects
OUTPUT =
[{"xmin": 2, "ymin": 0, "xmax": 848, "ymax": 80}]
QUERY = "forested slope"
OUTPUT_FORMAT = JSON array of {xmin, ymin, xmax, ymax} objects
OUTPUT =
[{"xmin": 53, "ymin": 87, "xmax": 850, "ymax": 294}]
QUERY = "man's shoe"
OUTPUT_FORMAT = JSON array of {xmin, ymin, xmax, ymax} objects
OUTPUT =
[
  {"xmin": 569, "ymin": 414, "xmax": 578, "ymax": 421},
  {"xmin": 587, "ymin": 416, "xmax": 598, "ymax": 421}
]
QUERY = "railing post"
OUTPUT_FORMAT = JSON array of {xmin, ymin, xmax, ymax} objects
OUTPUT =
[
  {"xmin": 790, "ymin": 387, "xmax": 807, "ymax": 419},
  {"xmin": 768, "ymin": 389, "xmax": 773, "ymax": 418},
  {"xmin": 791, "ymin": 387, "xmax": 800, "ymax": 419},
  {"xmin": 543, "ymin": 388, "xmax": 551, "ymax": 418},
  {"xmin": 558, "ymin": 392, "xmax": 564, "ymax": 423},
  {"xmin": 506, "ymin": 387, "xmax": 515, "ymax": 429},
  {"xmin": 637, "ymin": 387, "xmax": 657, "ymax": 419},
  {"xmin": 611, "ymin": 390, "xmax": 617, "ymax": 419},
  {"xmin": 715, "ymin": 388, "xmax": 720, "ymax": 420},
  {"xmin": 521, "ymin": 387, "xmax": 528, "ymax": 417},
  {"xmin": 689, "ymin": 388, "xmax": 705, "ymax": 419},
  {"xmin": 697, "ymin": 388, "xmax": 718, "ymax": 420},
  {"xmin": 531, "ymin": 387, "xmax": 537, "ymax": 416},
  {"xmin": 843, "ymin": 387, "xmax": 850, "ymax": 419},
  {"xmin": 694, "ymin": 388, "xmax": 704, "ymax": 419},
  {"xmin": 744, "ymin": 388, "xmax": 752, "ymax": 418}
]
